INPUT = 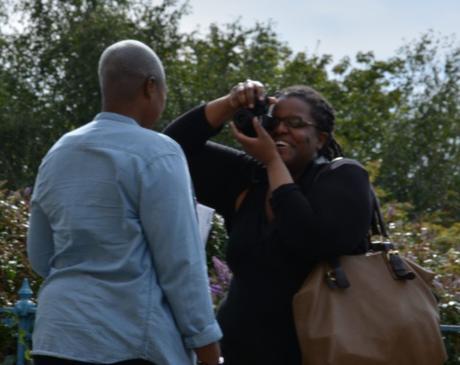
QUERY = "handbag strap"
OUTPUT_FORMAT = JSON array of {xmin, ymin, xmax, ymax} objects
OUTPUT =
[
  {"xmin": 316, "ymin": 159, "xmax": 415, "ymax": 287},
  {"xmin": 370, "ymin": 186, "xmax": 389, "ymax": 238},
  {"xmin": 369, "ymin": 191, "xmax": 415, "ymax": 280},
  {"xmin": 314, "ymin": 158, "xmax": 389, "ymax": 241}
]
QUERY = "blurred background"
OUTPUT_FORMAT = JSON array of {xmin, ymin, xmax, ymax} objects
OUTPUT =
[{"xmin": 0, "ymin": 0, "xmax": 459, "ymax": 363}]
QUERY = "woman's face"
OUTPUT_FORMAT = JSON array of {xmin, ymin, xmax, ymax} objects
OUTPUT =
[{"xmin": 270, "ymin": 97, "xmax": 327, "ymax": 178}]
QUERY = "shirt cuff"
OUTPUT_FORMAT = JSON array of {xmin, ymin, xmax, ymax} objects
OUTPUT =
[{"xmin": 183, "ymin": 321, "xmax": 223, "ymax": 349}]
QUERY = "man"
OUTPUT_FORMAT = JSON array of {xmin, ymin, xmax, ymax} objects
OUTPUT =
[{"xmin": 27, "ymin": 40, "xmax": 222, "ymax": 365}]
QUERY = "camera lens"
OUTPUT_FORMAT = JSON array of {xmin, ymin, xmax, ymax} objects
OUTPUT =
[{"xmin": 233, "ymin": 97, "xmax": 271, "ymax": 137}]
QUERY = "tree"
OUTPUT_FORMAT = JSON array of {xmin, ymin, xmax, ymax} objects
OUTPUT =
[
  {"xmin": 162, "ymin": 20, "xmax": 292, "ymax": 146},
  {"xmin": 0, "ymin": 0, "xmax": 189, "ymax": 188},
  {"xmin": 378, "ymin": 32, "xmax": 460, "ymax": 222},
  {"xmin": 328, "ymin": 52, "xmax": 403, "ymax": 162},
  {"xmin": 0, "ymin": 3, "xmax": 458, "ymax": 223}
]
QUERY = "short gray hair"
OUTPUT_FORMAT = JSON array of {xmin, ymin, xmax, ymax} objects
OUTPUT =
[{"xmin": 98, "ymin": 40, "xmax": 165, "ymax": 100}]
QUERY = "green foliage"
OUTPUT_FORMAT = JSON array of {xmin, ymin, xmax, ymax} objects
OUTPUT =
[
  {"xmin": 161, "ymin": 19, "xmax": 291, "ymax": 146},
  {"xmin": 0, "ymin": 0, "xmax": 190, "ymax": 188},
  {"xmin": 379, "ymin": 32, "xmax": 460, "ymax": 221},
  {"xmin": 1, "ymin": 354, "xmax": 16, "ymax": 365},
  {"xmin": 380, "ymin": 197, "xmax": 460, "ymax": 363},
  {"xmin": 0, "ymin": 1, "xmax": 459, "ymax": 223},
  {"xmin": 0, "ymin": 317, "xmax": 16, "ymax": 363},
  {"xmin": 331, "ymin": 53, "xmax": 403, "ymax": 162},
  {"xmin": 206, "ymin": 213, "xmax": 228, "ymax": 264},
  {"xmin": 0, "ymin": 184, "xmax": 40, "ymax": 300},
  {"xmin": 0, "ymin": 184, "xmax": 39, "ymax": 359}
]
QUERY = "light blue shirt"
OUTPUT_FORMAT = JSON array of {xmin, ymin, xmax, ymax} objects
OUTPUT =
[{"xmin": 27, "ymin": 112, "xmax": 222, "ymax": 364}]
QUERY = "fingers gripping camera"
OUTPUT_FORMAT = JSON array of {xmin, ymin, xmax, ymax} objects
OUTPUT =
[{"xmin": 233, "ymin": 97, "xmax": 276, "ymax": 137}]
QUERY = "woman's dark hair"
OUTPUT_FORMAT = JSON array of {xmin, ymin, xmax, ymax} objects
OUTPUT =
[{"xmin": 276, "ymin": 85, "xmax": 343, "ymax": 160}]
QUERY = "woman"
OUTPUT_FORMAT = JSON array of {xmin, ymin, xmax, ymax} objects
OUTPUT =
[{"xmin": 164, "ymin": 81, "xmax": 373, "ymax": 365}]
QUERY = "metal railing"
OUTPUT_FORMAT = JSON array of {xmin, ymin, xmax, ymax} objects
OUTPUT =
[
  {"xmin": 0, "ymin": 279, "xmax": 36, "ymax": 365},
  {"xmin": 1, "ymin": 279, "xmax": 460, "ymax": 365}
]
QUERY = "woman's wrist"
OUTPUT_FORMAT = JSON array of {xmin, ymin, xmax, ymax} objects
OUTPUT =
[
  {"xmin": 205, "ymin": 95, "xmax": 237, "ymax": 129},
  {"xmin": 265, "ymin": 153, "xmax": 287, "ymax": 172}
]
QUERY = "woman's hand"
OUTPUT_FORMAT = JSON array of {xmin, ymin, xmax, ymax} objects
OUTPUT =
[
  {"xmin": 228, "ymin": 79, "xmax": 265, "ymax": 109},
  {"xmin": 231, "ymin": 118, "xmax": 294, "ymax": 191},
  {"xmin": 230, "ymin": 117, "xmax": 279, "ymax": 166},
  {"xmin": 205, "ymin": 79, "xmax": 267, "ymax": 129}
]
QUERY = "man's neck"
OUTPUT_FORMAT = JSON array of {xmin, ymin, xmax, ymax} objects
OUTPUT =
[{"xmin": 102, "ymin": 103, "xmax": 144, "ymax": 125}]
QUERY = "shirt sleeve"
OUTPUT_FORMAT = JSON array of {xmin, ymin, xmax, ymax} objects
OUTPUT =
[
  {"xmin": 270, "ymin": 163, "xmax": 372, "ymax": 260},
  {"xmin": 139, "ymin": 150, "xmax": 222, "ymax": 348},
  {"xmin": 27, "ymin": 199, "xmax": 55, "ymax": 278}
]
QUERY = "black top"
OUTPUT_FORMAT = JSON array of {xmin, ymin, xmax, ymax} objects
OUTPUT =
[{"xmin": 164, "ymin": 105, "xmax": 373, "ymax": 365}]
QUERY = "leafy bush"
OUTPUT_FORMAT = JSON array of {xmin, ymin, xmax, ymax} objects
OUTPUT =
[
  {"xmin": 0, "ymin": 183, "xmax": 39, "ymax": 360},
  {"xmin": 380, "ymin": 200, "xmax": 460, "ymax": 363},
  {"xmin": 0, "ymin": 183, "xmax": 40, "ymax": 300},
  {"xmin": 205, "ymin": 214, "xmax": 232, "ymax": 307}
]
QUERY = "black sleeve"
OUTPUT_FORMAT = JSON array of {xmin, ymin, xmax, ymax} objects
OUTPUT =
[
  {"xmin": 163, "ymin": 105, "xmax": 218, "ymax": 155},
  {"xmin": 270, "ymin": 163, "xmax": 372, "ymax": 260},
  {"xmin": 163, "ymin": 105, "xmax": 258, "ymax": 220}
]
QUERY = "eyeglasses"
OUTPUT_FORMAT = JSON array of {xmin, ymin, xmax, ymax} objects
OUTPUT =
[{"xmin": 266, "ymin": 116, "xmax": 318, "ymax": 130}]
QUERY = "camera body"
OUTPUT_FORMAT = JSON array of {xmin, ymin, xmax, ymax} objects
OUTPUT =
[{"xmin": 233, "ymin": 97, "xmax": 276, "ymax": 137}]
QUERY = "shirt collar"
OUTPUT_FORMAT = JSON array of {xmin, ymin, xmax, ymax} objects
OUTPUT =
[{"xmin": 95, "ymin": 112, "xmax": 140, "ymax": 126}]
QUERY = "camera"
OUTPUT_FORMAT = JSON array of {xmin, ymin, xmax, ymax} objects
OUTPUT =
[{"xmin": 233, "ymin": 97, "xmax": 276, "ymax": 137}]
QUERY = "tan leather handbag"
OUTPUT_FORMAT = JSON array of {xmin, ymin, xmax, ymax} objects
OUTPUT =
[
  {"xmin": 293, "ymin": 161, "xmax": 447, "ymax": 365},
  {"xmin": 293, "ymin": 251, "xmax": 447, "ymax": 365}
]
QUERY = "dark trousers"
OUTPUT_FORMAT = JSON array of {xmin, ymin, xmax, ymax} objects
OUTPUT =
[{"xmin": 33, "ymin": 356, "xmax": 156, "ymax": 365}]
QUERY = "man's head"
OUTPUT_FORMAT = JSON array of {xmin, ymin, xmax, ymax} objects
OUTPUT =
[{"xmin": 98, "ymin": 40, "xmax": 166, "ymax": 129}]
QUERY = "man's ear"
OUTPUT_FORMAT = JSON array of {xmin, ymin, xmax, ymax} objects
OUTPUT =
[{"xmin": 143, "ymin": 77, "xmax": 156, "ymax": 98}]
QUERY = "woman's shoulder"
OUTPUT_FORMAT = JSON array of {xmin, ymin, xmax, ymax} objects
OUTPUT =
[
  {"xmin": 328, "ymin": 157, "xmax": 365, "ymax": 170},
  {"xmin": 307, "ymin": 157, "xmax": 371, "ymax": 196},
  {"xmin": 317, "ymin": 157, "xmax": 368, "ymax": 180}
]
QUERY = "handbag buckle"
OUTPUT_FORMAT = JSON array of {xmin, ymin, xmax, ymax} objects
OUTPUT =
[
  {"xmin": 386, "ymin": 250, "xmax": 416, "ymax": 280},
  {"xmin": 325, "ymin": 270, "xmax": 338, "ymax": 289},
  {"xmin": 370, "ymin": 240, "xmax": 394, "ymax": 252},
  {"xmin": 325, "ymin": 266, "xmax": 350, "ymax": 289}
]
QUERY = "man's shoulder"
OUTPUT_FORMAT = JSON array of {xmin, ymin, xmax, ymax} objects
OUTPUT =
[
  {"xmin": 126, "ymin": 128, "xmax": 184, "ymax": 159},
  {"xmin": 49, "ymin": 120, "xmax": 183, "ymax": 162}
]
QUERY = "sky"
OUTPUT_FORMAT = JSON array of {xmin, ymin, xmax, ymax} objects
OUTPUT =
[{"xmin": 179, "ymin": 0, "xmax": 459, "ymax": 62}]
